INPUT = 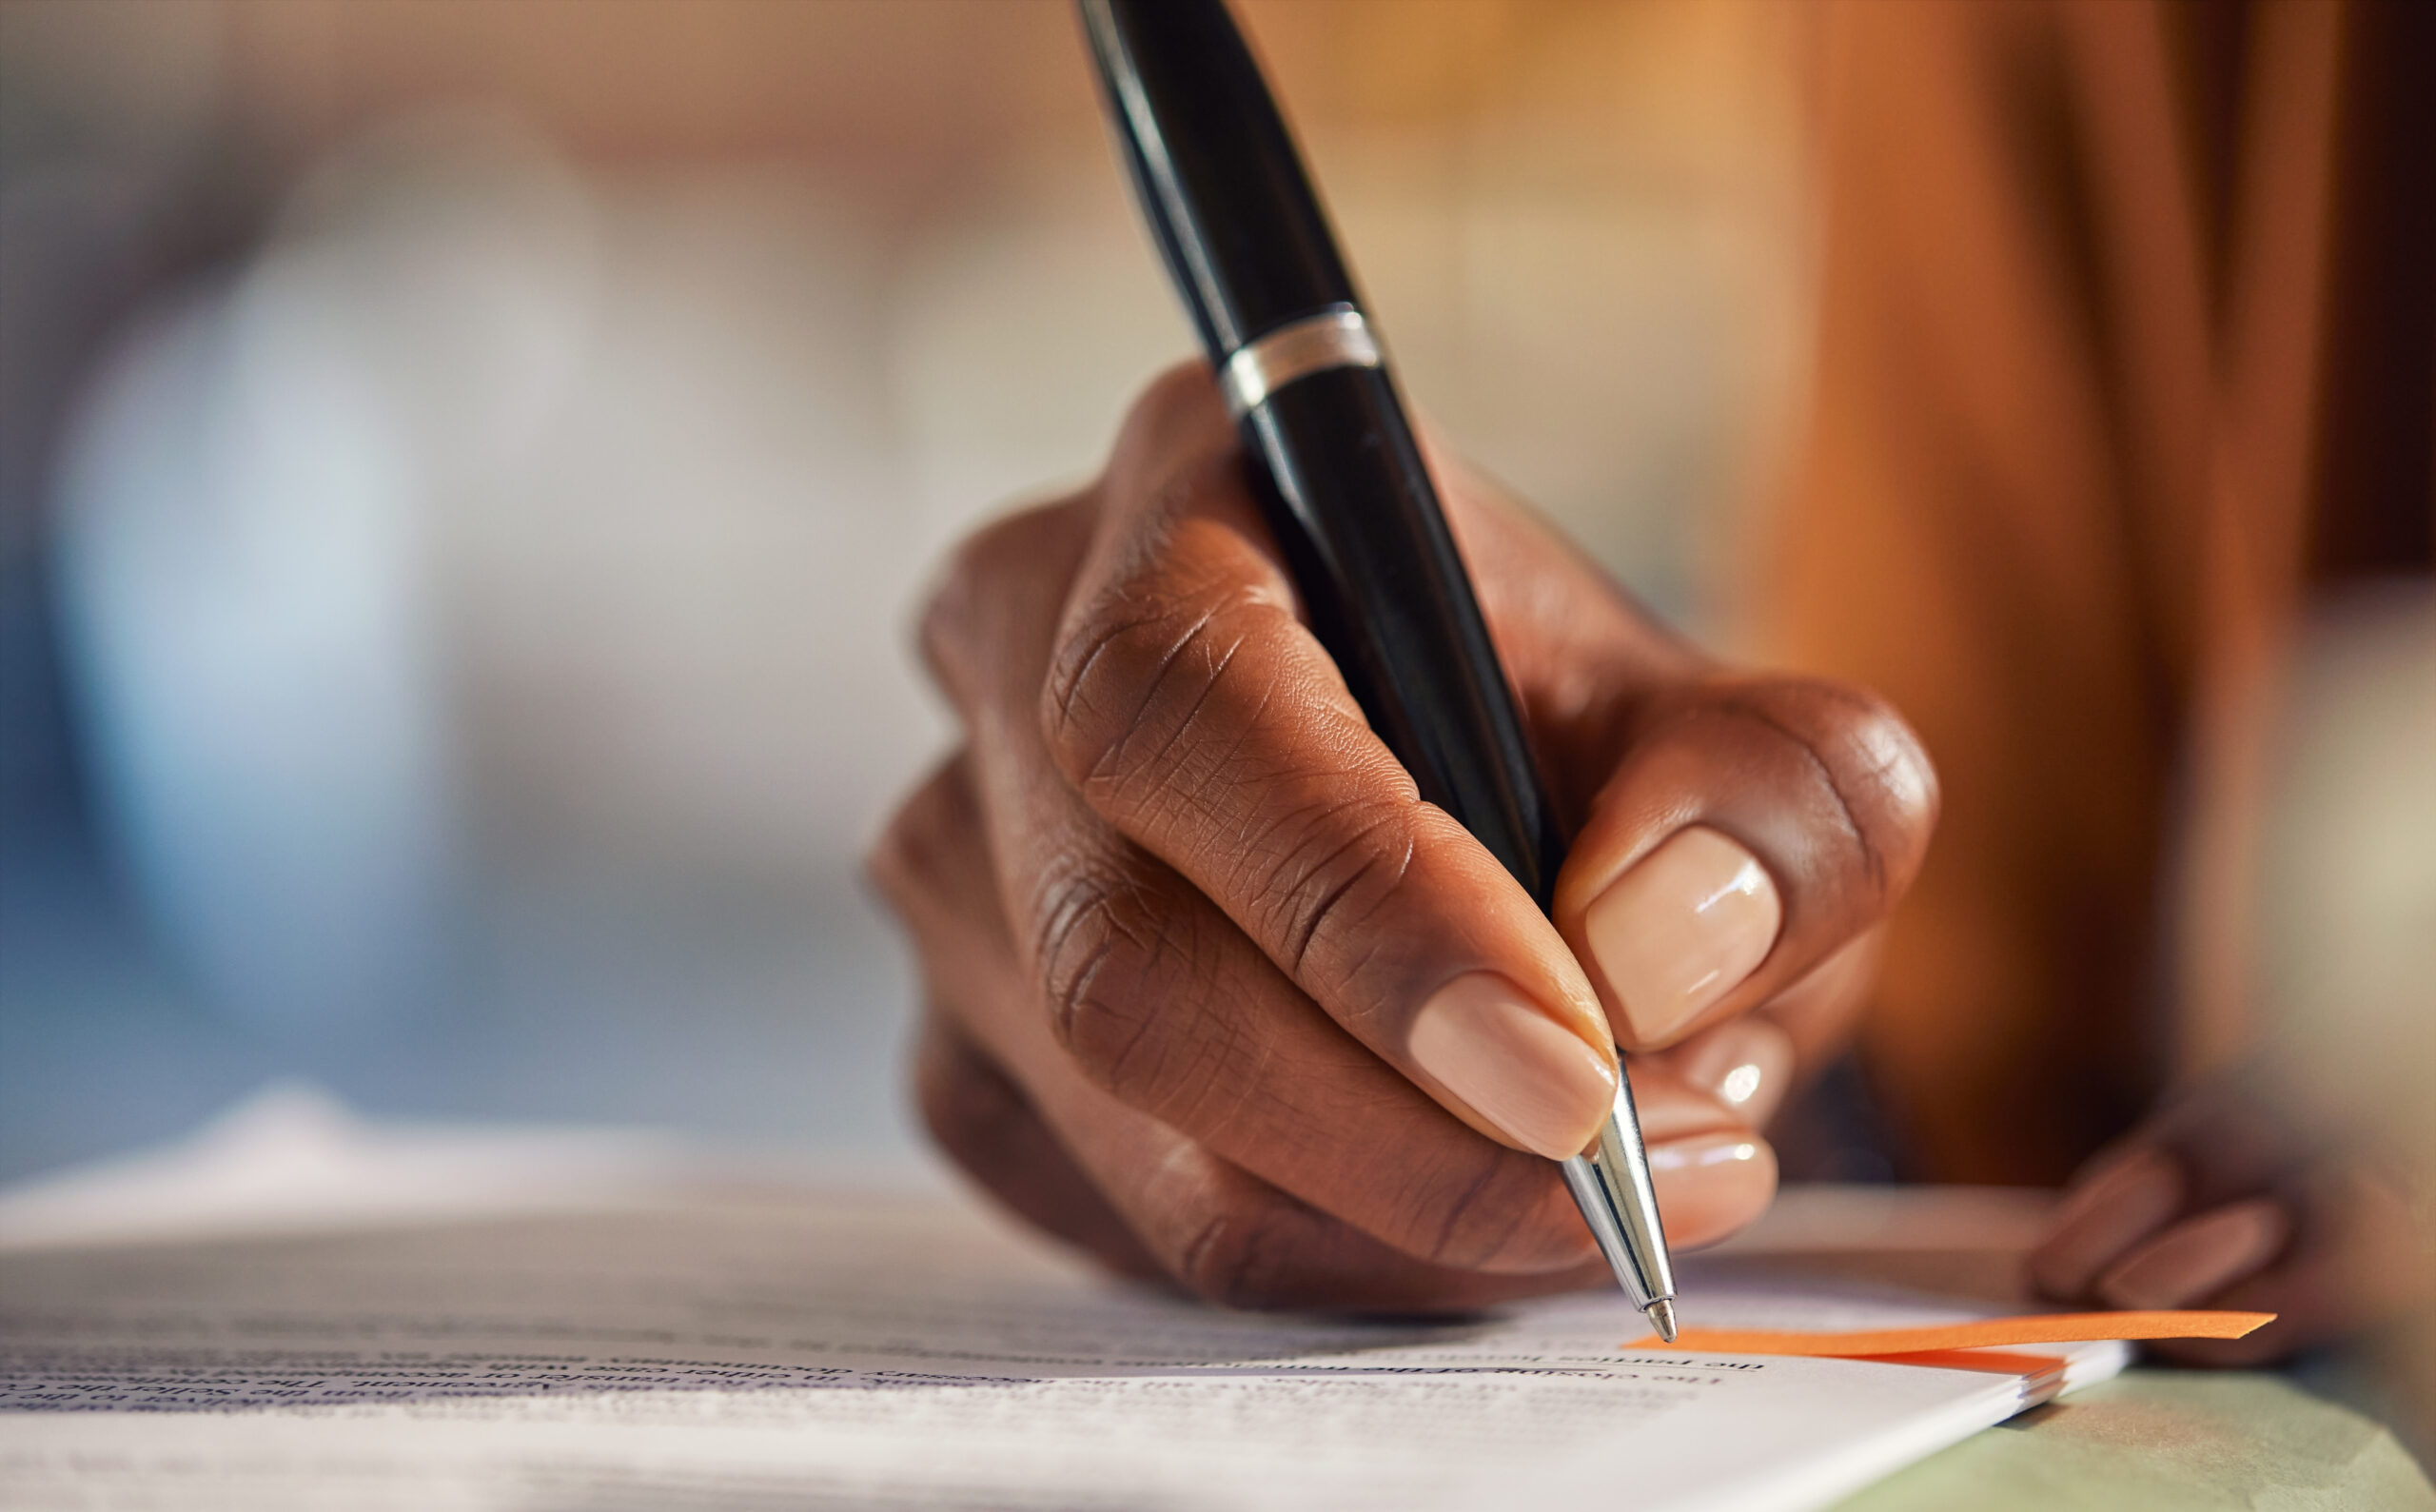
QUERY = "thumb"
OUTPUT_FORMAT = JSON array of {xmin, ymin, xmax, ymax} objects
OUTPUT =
[{"xmin": 1553, "ymin": 675, "xmax": 1937, "ymax": 1053}]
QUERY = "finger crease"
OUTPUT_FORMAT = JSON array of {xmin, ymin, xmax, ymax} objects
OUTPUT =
[
  {"xmin": 1129, "ymin": 625, "xmax": 1250, "ymax": 794},
  {"xmin": 1092, "ymin": 599, "xmax": 1227, "ymax": 786},
  {"xmin": 1726, "ymin": 699, "xmax": 1884, "ymax": 899},
  {"xmin": 1045, "ymin": 604, "xmax": 1171, "ymax": 765},
  {"xmin": 1277, "ymin": 823, "xmax": 1413, "ymax": 977}
]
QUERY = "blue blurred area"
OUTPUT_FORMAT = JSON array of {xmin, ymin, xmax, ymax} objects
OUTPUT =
[
  {"xmin": 3, "ymin": 99, "xmax": 953, "ymax": 1181},
  {"xmin": 0, "ymin": 0, "xmax": 1806, "ymax": 1185},
  {"xmin": 0, "ymin": 820, "xmax": 922, "ymax": 1184}
]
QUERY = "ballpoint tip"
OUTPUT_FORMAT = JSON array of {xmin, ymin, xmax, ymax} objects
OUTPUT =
[{"xmin": 1645, "ymin": 1298, "xmax": 1677, "ymax": 1344}]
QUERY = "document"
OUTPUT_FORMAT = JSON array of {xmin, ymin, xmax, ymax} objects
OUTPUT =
[{"xmin": 0, "ymin": 1091, "xmax": 2124, "ymax": 1512}]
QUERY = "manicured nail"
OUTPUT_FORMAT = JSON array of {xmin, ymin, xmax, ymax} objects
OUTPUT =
[
  {"xmin": 1675, "ymin": 1018, "xmax": 1796, "ymax": 1128},
  {"xmin": 2028, "ymin": 1147, "xmax": 2184, "ymax": 1298},
  {"xmin": 1648, "ymin": 1131, "xmax": 1778, "ymax": 1248},
  {"xmin": 1585, "ymin": 827, "xmax": 1781, "ymax": 1046},
  {"xmin": 1408, "ymin": 972, "xmax": 1619, "ymax": 1160},
  {"xmin": 2097, "ymin": 1199, "xmax": 2290, "ymax": 1309}
]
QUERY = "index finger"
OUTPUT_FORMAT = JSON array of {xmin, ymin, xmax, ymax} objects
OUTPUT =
[{"xmin": 1039, "ymin": 364, "xmax": 1621, "ymax": 1162}]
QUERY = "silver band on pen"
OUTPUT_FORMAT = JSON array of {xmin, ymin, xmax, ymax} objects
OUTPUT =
[{"xmin": 1219, "ymin": 306, "xmax": 1384, "ymax": 418}]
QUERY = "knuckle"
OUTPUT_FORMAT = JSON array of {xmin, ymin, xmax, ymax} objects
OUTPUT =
[
  {"xmin": 1106, "ymin": 362, "xmax": 1235, "ymax": 478},
  {"xmin": 862, "ymin": 799, "xmax": 939, "ymax": 923},
  {"xmin": 861, "ymin": 759, "xmax": 972, "ymax": 914},
  {"xmin": 916, "ymin": 499, "xmax": 1086, "ymax": 698},
  {"xmin": 1808, "ymin": 680, "xmax": 1939, "ymax": 828},
  {"xmin": 915, "ymin": 525, "xmax": 1008, "ymax": 694},
  {"xmin": 1246, "ymin": 799, "xmax": 1418, "ymax": 983},
  {"xmin": 862, "ymin": 807, "xmax": 920, "ymax": 914},
  {"xmin": 1031, "ymin": 863, "xmax": 1197, "ymax": 1108},
  {"xmin": 1721, "ymin": 675, "xmax": 1940, "ymax": 897},
  {"xmin": 1174, "ymin": 1198, "xmax": 1313, "ymax": 1310},
  {"xmin": 1040, "ymin": 562, "xmax": 1279, "ymax": 805}
]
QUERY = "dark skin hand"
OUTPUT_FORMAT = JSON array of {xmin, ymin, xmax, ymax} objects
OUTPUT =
[
  {"xmin": 876, "ymin": 364, "xmax": 2431, "ymax": 1356},
  {"xmin": 2028, "ymin": 1075, "xmax": 2433, "ymax": 1365},
  {"xmin": 869, "ymin": 363, "xmax": 1936, "ymax": 1311}
]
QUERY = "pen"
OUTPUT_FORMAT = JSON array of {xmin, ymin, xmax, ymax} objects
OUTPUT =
[{"xmin": 1078, "ymin": 0, "xmax": 1678, "ymax": 1342}]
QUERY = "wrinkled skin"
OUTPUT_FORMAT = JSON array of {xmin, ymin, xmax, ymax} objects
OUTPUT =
[
  {"xmin": 869, "ymin": 363, "xmax": 1935, "ymax": 1310},
  {"xmin": 872, "ymin": 364, "xmax": 2428, "ymax": 1355}
]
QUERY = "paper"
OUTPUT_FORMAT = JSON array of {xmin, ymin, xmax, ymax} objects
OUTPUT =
[
  {"xmin": 0, "ymin": 1097, "xmax": 2129, "ymax": 1512},
  {"xmin": 1640, "ymin": 1311, "xmax": 2275, "ymax": 1358}
]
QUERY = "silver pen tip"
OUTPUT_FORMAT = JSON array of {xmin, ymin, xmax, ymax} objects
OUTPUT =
[{"xmin": 1644, "ymin": 1298, "xmax": 1678, "ymax": 1345}]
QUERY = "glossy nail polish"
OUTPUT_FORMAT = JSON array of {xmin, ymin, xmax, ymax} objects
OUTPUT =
[
  {"xmin": 1646, "ymin": 1130, "xmax": 1778, "ymax": 1248},
  {"xmin": 1585, "ymin": 827, "xmax": 1781, "ymax": 1046},
  {"xmin": 1675, "ymin": 1018, "xmax": 1796, "ymax": 1129},
  {"xmin": 1408, "ymin": 972, "xmax": 1619, "ymax": 1160}
]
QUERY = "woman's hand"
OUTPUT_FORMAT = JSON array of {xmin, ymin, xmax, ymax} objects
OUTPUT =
[
  {"xmin": 869, "ymin": 363, "xmax": 1937, "ymax": 1309},
  {"xmin": 2029, "ymin": 1074, "xmax": 2434, "ymax": 1364}
]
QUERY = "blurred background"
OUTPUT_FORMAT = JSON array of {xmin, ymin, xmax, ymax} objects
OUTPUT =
[{"xmin": 0, "ymin": 0, "xmax": 1816, "ymax": 1182}]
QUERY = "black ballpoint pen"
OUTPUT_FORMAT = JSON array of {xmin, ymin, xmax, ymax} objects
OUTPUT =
[{"xmin": 1077, "ymin": 0, "xmax": 1678, "ymax": 1340}]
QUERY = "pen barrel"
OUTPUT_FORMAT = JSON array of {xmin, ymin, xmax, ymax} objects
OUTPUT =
[
  {"xmin": 1242, "ymin": 367, "xmax": 1564, "ymax": 907},
  {"xmin": 1081, "ymin": 0, "xmax": 1672, "ymax": 1313},
  {"xmin": 1082, "ymin": 0, "xmax": 1564, "ymax": 904},
  {"xmin": 1080, "ymin": 0, "xmax": 1357, "ymax": 354}
]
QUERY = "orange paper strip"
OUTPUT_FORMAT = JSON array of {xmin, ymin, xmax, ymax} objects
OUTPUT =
[
  {"xmin": 1628, "ymin": 1310, "xmax": 2274, "ymax": 1358},
  {"xmin": 1854, "ymin": 1348, "xmax": 2066, "ymax": 1376}
]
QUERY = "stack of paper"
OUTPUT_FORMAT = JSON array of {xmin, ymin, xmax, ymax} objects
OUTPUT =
[{"xmin": 0, "ymin": 1091, "xmax": 2127, "ymax": 1511}]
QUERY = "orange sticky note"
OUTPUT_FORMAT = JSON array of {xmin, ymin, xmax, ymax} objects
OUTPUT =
[
  {"xmin": 1851, "ymin": 1348, "xmax": 2068, "ymax": 1377},
  {"xmin": 1627, "ymin": 1310, "xmax": 2274, "ymax": 1358}
]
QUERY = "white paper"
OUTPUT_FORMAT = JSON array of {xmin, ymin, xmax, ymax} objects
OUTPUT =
[{"xmin": 0, "ymin": 1095, "xmax": 2124, "ymax": 1512}]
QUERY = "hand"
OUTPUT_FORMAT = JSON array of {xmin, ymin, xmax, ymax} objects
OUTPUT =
[
  {"xmin": 870, "ymin": 363, "xmax": 1937, "ymax": 1309},
  {"xmin": 2028, "ymin": 1073, "xmax": 2434, "ymax": 1364}
]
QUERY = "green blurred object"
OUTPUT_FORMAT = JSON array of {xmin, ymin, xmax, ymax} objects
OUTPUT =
[{"xmin": 1839, "ymin": 1370, "xmax": 2434, "ymax": 1511}]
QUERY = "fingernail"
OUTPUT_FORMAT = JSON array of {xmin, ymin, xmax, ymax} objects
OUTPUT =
[
  {"xmin": 1409, "ymin": 972, "xmax": 1619, "ymax": 1160},
  {"xmin": 1648, "ymin": 1131, "xmax": 1778, "ymax": 1248},
  {"xmin": 2028, "ymin": 1148, "xmax": 2184, "ymax": 1298},
  {"xmin": 1676, "ymin": 1019, "xmax": 1796, "ymax": 1128},
  {"xmin": 1585, "ymin": 828, "xmax": 1781, "ymax": 1045},
  {"xmin": 2096, "ymin": 1199, "xmax": 2290, "ymax": 1309}
]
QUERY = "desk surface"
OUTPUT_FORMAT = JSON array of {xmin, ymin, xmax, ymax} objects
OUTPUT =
[{"xmin": 1841, "ymin": 1369, "xmax": 2435, "ymax": 1510}]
